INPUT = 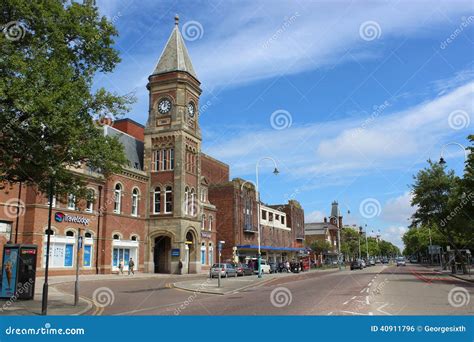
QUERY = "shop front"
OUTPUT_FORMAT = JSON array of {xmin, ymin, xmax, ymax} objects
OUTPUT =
[
  {"xmin": 112, "ymin": 239, "xmax": 139, "ymax": 272},
  {"xmin": 235, "ymin": 245, "xmax": 304, "ymax": 263}
]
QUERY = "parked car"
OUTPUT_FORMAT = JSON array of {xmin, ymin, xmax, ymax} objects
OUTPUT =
[
  {"xmin": 235, "ymin": 263, "xmax": 253, "ymax": 276},
  {"xmin": 350, "ymin": 260, "xmax": 363, "ymax": 270},
  {"xmin": 396, "ymin": 257, "xmax": 406, "ymax": 267},
  {"xmin": 381, "ymin": 257, "xmax": 389, "ymax": 264},
  {"xmin": 360, "ymin": 259, "xmax": 367, "ymax": 268},
  {"xmin": 269, "ymin": 262, "xmax": 279, "ymax": 274},
  {"xmin": 369, "ymin": 259, "xmax": 376, "ymax": 266},
  {"xmin": 375, "ymin": 258, "xmax": 381, "ymax": 264},
  {"xmin": 409, "ymin": 257, "xmax": 418, "ymax": 263},
  {"xmin": 210, "ymin": 263, "xmax": 237, "ymax": 278}
]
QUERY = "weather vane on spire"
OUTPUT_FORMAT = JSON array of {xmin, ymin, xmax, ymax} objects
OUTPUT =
[{"xmin": 174, "ymin": 14, "xmax": 179, "ymax": 26}]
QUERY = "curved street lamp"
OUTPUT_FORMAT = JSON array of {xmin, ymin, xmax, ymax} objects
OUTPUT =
[
  {"xmin": 255, "ymin": 157, "xmax": 279, "ymax": 278},
  {"xmin": 439, "ymin": 142, "xmax": 468, "ymax": 165}
]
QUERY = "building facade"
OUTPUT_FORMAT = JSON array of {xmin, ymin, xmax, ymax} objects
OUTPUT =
[{"xmin": 208, "ymin": 178, "xmax": 306, "ymax": 264}]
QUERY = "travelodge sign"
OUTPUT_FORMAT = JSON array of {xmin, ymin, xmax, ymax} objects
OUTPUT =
[{"xmin": 54, "ymin": 212, "xmax": 90, "ymax": 226}]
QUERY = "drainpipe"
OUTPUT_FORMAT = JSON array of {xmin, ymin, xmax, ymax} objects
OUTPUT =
[{"xmin": 95, "ymin": 185, "xmax": 103, "ymax": 274}]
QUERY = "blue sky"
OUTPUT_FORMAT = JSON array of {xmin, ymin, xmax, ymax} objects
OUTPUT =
[{"xmin": 95, "ymin": 0, "xmax": 474, "ymax": 249}]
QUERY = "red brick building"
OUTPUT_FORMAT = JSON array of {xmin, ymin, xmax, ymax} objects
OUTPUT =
[{"xmin": 209, "ymin": 179, "xmax": 306, "ymax": 264}]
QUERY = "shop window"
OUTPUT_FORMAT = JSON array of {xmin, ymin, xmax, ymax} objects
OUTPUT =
[{"xmin": 201, "ymin": 242, "xmax": 206, "ymax": 265}]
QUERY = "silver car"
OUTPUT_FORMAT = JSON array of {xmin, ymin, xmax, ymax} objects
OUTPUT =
[
  {"xmin": 396, "ymin": 257, "xmax": 406, "ymax": 266},
  {"xmin": 209, "ymin": 263, "xmax": 237, "ymax": 278}
]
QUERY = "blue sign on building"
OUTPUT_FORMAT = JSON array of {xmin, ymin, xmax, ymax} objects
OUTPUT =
[{"xmin": 171, "ymin": 248, "xmax": 180, "ymax": 257}]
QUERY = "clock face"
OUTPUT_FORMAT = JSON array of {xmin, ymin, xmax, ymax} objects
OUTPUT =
[
  {"xmin": 158, "ymin": 99, "xmax": 172, "ymax": 114},
  {"xmin": 187, "ymin": 102, "xmax": 195, "ymax": 117}
]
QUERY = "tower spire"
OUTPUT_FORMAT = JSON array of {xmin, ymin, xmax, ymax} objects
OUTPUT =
[{"xmin": 174, "ymin": 14, "xmax": 179, "ymax": 26}]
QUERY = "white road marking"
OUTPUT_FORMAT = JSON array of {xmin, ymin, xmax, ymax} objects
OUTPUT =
[
  {"xmin": 366, "ymin": 287, "xmax": 370, "ymax": 293},
  {"xmin": 327, "ymin": 311, "xmax": 333, "ymax": 315},
  {"xmin": 341, "ymin": 310, "xmax": 368, "ymax": 316},
  {"xmin": 368, "ymin": 282, "xmax": 372, "ymax": 286},
  {"xmin": 365, "ymin": 296, "xmax": 370, "ymax": 305},
  {"xmin": 360, "ymin": 288, "xmax": 366, "ymax": 293}
]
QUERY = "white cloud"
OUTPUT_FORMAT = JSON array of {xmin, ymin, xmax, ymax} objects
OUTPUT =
[
  {"xmin": 205, "ymin": 81, "xmax": 474, "ymax": 183},
  {"xmin": 305, "ymin": 210, "xmax": 325, "ymax": 223},
  {"xmin": 381, "ymin": 226, "xmax": 408, "ymax": 250},
  {"xmin": 382, "ymin": 192, "xmax": 417, "ymax": 224}
]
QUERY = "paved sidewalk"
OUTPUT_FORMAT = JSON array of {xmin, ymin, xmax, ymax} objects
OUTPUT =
[
  {"xmin": 422, "ymin": 264, "xmax": 474, "ymax": 283},
  {"xmin": 0, "ymin": 272, "xmax": 206, "ymax": 316},
  {"xmin": 0, "ymin": 283, "xmax": 91, "ymax": 316},
  {"xmin": 173, "ymin": 268, "xmax": 338, "ymax": 295}
]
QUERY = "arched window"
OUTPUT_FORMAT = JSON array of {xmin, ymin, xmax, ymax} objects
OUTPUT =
[
  {"xmin": 165, "ymin": 186, "xmax": 173, "ymax": 213},
  {"xmin": 208, "ymin": 215, "xmax": 213, "ymax": 231},
  {"xmin": 131, "ymin": 235, "xmax": 138, "ymax": 241},
  {"xmin": 66, "ymin": 230, "xmax": 75, "ymax": 237},
  {"xmin": 131, "ymin": 188, "xmax": 139, "ymax": 216},
  {"xmin": 86, "ymin": 189, "xmax": 95, "ymax": 213},
  {"xmin": 190, "ymin": 188, "xmax": 196, "ymax": 216},
  {"xmin": 184, "ymin": 187, "xmax": 189, "ymax": 215},
  {"xmin": 114, "ymin": 184, "xmax": 122, "ymax": 214},
  {"xmin": 113, "ymin": 234, "xmax": 120, "ymax": 240},
  {"xmin": 153, "ymin": 187, "xmax": 161, "ymax": 214},
  {"xmin": 44, "ymin": 229, "xmax": 54, "ymax": 235},
  {"xmin": 85, "ymin": 232, "xmax": 92, "ymax": 238},
  {"xmin": 67, "ymin": 194, "xmax": 76, "ymax": 210},
  {"xmin": 201, "ymin": 214, "xmax": 206, "ymax": 230}
]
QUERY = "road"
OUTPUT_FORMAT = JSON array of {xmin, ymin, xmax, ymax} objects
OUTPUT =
[{"xmin": 53, "ymin": 264, "xmax": 473, "ymax": 315}]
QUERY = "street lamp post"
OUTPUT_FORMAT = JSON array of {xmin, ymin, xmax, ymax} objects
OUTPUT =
[
  {"xmin": 358, "ymin": 226, "xmax": 363, "ymax": 259},
  {"xmin": 218, "ymin": 240, "xmax": 224, "ymax": 288},
  {"xmin": 41, "ymin": 177, "xmax": 55, "ymax": 315},
  {"xmin": 74, "ymin": 228, "xmax": 82, "ymax": 306},
  {"xmin": 255, "ymin": 157, "xmax": 279, "ymax": 278},
  {"xmin": 364, "ymin": 224, "xmax": 369, "ymax": 260}
]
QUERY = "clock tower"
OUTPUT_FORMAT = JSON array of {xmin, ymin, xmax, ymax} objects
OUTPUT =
[{"xmin": 144, "ymin": 15, "xmax": 203, "ymax": 274}]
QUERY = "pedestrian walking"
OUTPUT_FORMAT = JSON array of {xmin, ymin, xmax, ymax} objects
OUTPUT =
[
  {"xmin": 128, "ymin": 258, "xmax": 135, "ymax": 275},
  {"xmin": 118, "ymin": 259, "xmax": 124, "ymax": 275},
  {"xmin": 178, "ymin": 259, "xmax": 183, "ymax": 275}
]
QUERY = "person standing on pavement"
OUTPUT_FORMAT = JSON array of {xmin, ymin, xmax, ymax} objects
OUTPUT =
[
  {"xmin": 118, "ymin": 259, "xmax": 124, "ymax": 275},
  {"xmin": 128, "ymin": 258, "xmax": 135, "ymax": 275},
  {"xmin": 178, "ymin": 259, "xmax": 183, "ymax": 275}
]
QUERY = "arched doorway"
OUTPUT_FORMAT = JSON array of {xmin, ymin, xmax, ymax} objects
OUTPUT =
[
  {"xmin": 154, "ymin": 236, "xmax": 171, "ymax": 273},
  {"xmin": 185, "ymin": 230, "xmax": 197, "ymax": 273}
]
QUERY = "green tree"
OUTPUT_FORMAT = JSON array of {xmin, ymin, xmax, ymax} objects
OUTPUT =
[
  {"xmin": 0, "ymin": 0, "xmax": 133, "ymax": 198},
  {"xmin": 309, "ymin": 240, "xmax": 332, "ymax": 255}
]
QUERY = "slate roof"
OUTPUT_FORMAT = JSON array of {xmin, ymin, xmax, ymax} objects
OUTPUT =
[
  {"xmin": 152, "ymin": 17, "xmax": 197, "ymax": 79},
  {"xmin": 104, "ymin": 126, "xmax": 144, "ymax": 171}
]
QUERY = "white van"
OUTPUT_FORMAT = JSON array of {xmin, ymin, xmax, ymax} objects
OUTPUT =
[{"xmin": 250, "ymin": 259, "xmax": 271, "ymax": 274}]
